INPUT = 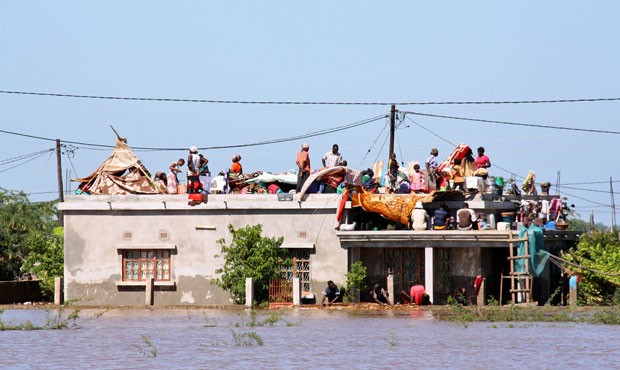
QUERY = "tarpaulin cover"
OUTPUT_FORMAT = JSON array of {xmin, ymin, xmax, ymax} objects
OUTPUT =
[
  {"xmin": 73, "ymin": 137, "xmax": 163, "ymax": 195},
  {"xmin": 515, "ymin": 224, "xmax": 549, "ymax": 277},
  {"xmin": 243, "ymin": 172, "xmax": 298, "ymax": 185}
]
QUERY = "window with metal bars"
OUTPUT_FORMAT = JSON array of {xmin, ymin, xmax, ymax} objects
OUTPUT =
[
  {"xmin": 122, "ymin": 249, "xmax": 171, "ymax": 281},
  {"xmin": 280, "ymin": 250, "xmax": 311, "ymax": 294}
]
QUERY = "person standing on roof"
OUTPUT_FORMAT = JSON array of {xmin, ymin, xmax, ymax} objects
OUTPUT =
[
  {"xmin": 230, "ymin": 154, "xmax": 243, "ymax": 175},
  {"xmin": 475, "ymin": 147, "xmax": 491, "ymax": 169},
  {"xmin": 187, "ymin": 146, "xmax": 203, "ymax": 194},
  {"xmin": 387, "ymin": 152, "xmax": 399, "ymax": 192},
  {"xmin": 425, "ymin": 148, "xmax": 440, "ymax": 190},
  {"xmin": 167, "ymin": 158, "xmax": 185, "ymax": 194},
  {"xmin": 296, "ymin": 143, "xmax": 311, "ymax": 193},
  {"xmin": 322, "ymin": 144, "xmax": 343, "ymax": 168}
]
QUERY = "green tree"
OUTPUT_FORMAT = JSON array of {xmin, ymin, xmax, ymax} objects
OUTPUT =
[
  {"xmin": 562, "ymin": 231, "xmax": 620, "ymax": 305},
  {"xmin": 568, "ymin": 217, "xmax": 609, "ymax": 233},
  {"xmin": 344, "ymin": 261, "xmax": 367, "ymax": 302},
  {"xmin": 214, "ymin": 224, "xmax": 287, "ymax": 305},
  {"xmin": 22, "ymin": 227, "xmax": 64, "ymax": 299},
  {"xmin": 0, "ymin": 188, "xmax": 57, "ymax": 281}
]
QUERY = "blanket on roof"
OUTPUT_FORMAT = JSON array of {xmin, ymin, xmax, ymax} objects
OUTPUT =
[
  {"xmin": 297, "ymin": 166, "xmax": 363, "ymax": 198},
  {"xmin": 351, "ymin": 190, "xmax": 465, "ymax": 226}
]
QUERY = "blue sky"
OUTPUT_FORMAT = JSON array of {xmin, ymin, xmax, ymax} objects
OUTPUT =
[{"xmin": 1, "ymin": 1, "xmax": 618, "ymax": 225}]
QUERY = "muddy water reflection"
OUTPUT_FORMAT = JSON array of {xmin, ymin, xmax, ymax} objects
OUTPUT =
[{"xmin": 1, "ymin": 308, "xmax": 619, "ymax": 369}]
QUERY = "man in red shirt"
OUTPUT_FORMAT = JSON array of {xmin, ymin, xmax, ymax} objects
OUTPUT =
[
  {"xmin": 400, "ymin": 280, "xmax": 430, "ymax": 305},
  {"xmin": 296, "ymin": 143, "xmax": 311, "ymax": 193}
]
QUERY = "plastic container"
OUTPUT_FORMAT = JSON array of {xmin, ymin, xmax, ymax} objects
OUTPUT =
[
  {"xmin": 487, "ymin": 214, "xmax": 496, "ymax": 229},
  {"xmin": 500, "ymin": 212, "xmax": 515, "ymax": 223},
  {"xmin": 496, "ymin": 222, "xmax": 511, "ymax": 230}
]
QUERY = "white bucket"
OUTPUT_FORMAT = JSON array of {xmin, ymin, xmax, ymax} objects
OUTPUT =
[{"xmin": 496, "ymin": 222, "xmax": 511, "ymax": 230}]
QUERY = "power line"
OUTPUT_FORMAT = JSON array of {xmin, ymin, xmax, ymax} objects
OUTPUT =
[
  {"xmin": 0, "ymin": 150, "xmax": 52, "ymax": 174},
  {"xmin": 2, "ymin": 89, "xmax": 620, "ymax": 106},
  {"xmin": 0, "ymin": 148, "xmax": 55, "ymax": 166},
  {"xmin": 0, "ymin": 115, "xmax": 388, "ymax": 151},
  {"xmin": 405, "ymin": 115, "xmax": 611, "ymax": 207},
  {"xmin": 561, "ymin": 180, "xmax": 620, "ymax": 186},
  {"xmin": 405, "ymin": 116, "xmax": 458, "ymax": 147},
  {"xmin": 402, "ymin": 111, "xmax": 620, "ymax": 135}
]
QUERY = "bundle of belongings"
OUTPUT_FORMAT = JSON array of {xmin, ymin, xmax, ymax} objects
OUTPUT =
[{"xmin": 240, "ymin": 172, "xmax": 298, "ymax": 194}]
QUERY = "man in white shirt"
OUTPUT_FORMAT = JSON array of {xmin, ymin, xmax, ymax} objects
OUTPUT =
[
  {"xmin": 457, "ymin": 202, "xmax": 477, "ymax": 230},
  {"xmin": 322, "ymin": 144, "xmax": 343, "ymax": 168}
]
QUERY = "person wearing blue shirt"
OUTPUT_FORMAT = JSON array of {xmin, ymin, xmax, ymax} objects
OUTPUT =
[
  {"xmin": 433, "ymin": 204, "xmax": 449, "ymax": 230},
  {"xmin": 320, "ymin": 280, "xmax": 342, "ymax": 308}
]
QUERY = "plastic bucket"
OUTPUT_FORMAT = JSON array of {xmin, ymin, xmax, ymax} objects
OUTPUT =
[
  {"xmin": 500, "ymin": 212, "xmax": 514, "ymax": 223},
  {"xmin": 496, "ymin": 222, "xmax": 511, "ymax": 230}
]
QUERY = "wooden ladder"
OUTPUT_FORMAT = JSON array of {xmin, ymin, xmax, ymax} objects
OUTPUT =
[{"xmin": 500, "ymin": 233, "xmax": 533, "ymax": 305}]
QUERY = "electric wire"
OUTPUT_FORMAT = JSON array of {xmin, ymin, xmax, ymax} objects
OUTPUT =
[
  {"xmin": 405, "ymin": 116, "xmax": 458, "ymax": 147},
  {"xmin": 3, "ymin": 90, "xmax": 620, "ymax": 106},
  {"xmin": 401, "ymin": 111, "xmax": 620, "ymax": 135},
  {"xmin": 0, "ymin": 115, "xmax": 388, "ymax": 151},
  {"xmin": 0, "ymin": 150, "xmax": 52, "ymax": 174},
  {"xmin": 404, "ymin": 115, "xmax": 611, "ymax": 207},
  {"xmin": 373, "ymin": 130, "xmax": 391, "ymax": 165},
  {"xmin": 0, "ymin": 148, "xmax": 55, "ymax": 166},
  {"xmin": 360, "ymin": 118, "xmax": 389, "ymax": 165}
]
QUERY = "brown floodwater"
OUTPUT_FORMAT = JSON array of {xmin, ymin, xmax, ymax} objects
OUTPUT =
[{"xmin": 1, "ymin": 307, "xmax": 618, "ymax": 369}]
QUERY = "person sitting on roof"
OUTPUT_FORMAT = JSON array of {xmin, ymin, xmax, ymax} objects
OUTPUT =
[
  {"xmin": 230, "ymin": 154, "xmax": 243, "ymax": 175},
  {"xmin": 154, "ymin": 171, "xmax": 168, "ymax": 193},
  {"xmin": 410, "ymin": 201, "xmax": 429, "ymax": 231},
  {"xmin": 456, "ymin": 202, "xmax": 478, "ymax": 230},
  {"xmin": 432, "ymin": 204, "xmax": 449, "ymax": 230}
]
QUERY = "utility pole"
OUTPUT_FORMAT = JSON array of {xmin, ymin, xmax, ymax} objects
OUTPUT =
[
  {"xmin": 389, "ymin": 105, "xmax": 396, "ymax": 158},
  {"xmin": 611, "ymin": 177, "xmax": 616, "ymax": 233},
  {"xmin": 56, "ymin": 139, "xmax": 64, "ymax": 226}
]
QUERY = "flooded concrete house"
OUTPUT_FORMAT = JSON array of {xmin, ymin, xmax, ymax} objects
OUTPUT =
[{"xmin": 59, "ymin": 138, "xmax": 579, "ymax": 306}]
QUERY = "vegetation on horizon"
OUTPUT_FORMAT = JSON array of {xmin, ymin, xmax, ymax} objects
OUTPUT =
[
  {"xmin": 561, "ymin": 231, "xmax": 620, "ymax": 305},
  {"xmin": 0, "ymin": 188, "xmax": 62, "ymax": 300}
]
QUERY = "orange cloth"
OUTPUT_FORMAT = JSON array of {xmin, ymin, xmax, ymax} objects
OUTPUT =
[
  {"xmin": 230, "ymin": 162, "xmax": 242, "ymax": 174},
  {"xmin": 296, "ymin": 150, "xmax": 310, "ymax": 171}
]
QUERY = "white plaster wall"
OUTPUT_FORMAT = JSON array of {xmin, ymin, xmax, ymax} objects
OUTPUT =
[{"xmin": 61, "ymin": 194, "xmax": 347, "ymax": 305}]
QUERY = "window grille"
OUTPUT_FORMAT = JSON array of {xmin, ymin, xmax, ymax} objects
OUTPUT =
[
  {"xmin": 281, "ymin": 250, "xmax": 311, "ymax": 294},
  {"xmin": 122, "ymin": 249, "xmax": 171, "ymax": 281}
]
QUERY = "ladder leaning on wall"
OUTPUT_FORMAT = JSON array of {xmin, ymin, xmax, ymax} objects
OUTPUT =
[{"xmin": 500, "ymin": 233, "xmax": 533, "ymax": 305}]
